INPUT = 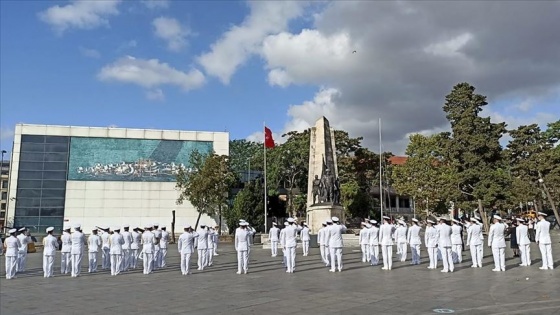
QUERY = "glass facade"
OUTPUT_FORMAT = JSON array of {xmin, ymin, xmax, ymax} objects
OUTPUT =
[{"xmin": 14, "ymin": 135, "xmax": 69, "ymax": 233}]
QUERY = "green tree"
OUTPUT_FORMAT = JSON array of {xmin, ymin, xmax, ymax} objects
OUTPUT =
[
  {"xmin": 176, "ymin": 152, "xmax": 237, "ymax": 231},
  {"xmin": 226, "ymin": 179, "xmax": 265, "ymax": 233},
  {"xmin": 229, "ymin": 139, "xmax": 263, "ymax": 179}
]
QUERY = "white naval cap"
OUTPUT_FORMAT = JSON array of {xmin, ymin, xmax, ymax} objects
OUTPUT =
[
  {"xmin": 287, "ymin": 218, "xmax": 295, "ymax": 223},
  {"xmin": 361, "ymin": 222, "xmax": 367, "ymax": 226},
  {"xmin": 452, "ymin": 219, "xmax": 460, "ymax": 224},
  {"xmin": 284, "ymin": 222, "xmax": 289, "ymax": 226},
  {"xmin": 470, "ymin": 217, "xmax": 479, "ymax": 222},
  {"xmin": 331, "ymin": 216, "xmax": 339, "ymax": 222},
  {"xmin": 272, "ymin": 222, "xmax": 277, "ymax": 226},
  {"xmin": 18, "ymin": 227, "xmax": 26, "ymax": 232},
  {"xmin": 427, "ymin": 219, "xmax": 435, "ymax": 224},
  {"xmin": 8, "ymin": 228, "xmax": 16, "ymax": 234},
  {"xmin": 123, "ymin": 224, "xmax": 130, "ymax": 228},
  {"xmin": 63, "ymin": 225, "xmax": 71, "ymax": 230},
  {"xmin": 382, "ymin": 216, "xmax": 390, "ymax": 220},
  {"xmin": 493, "ymin": 215, "xmax": 502, "ymax": 220},
  {"xmin": 145, "ymin": 224, "xmax": 153, "ymax": 229},
  {"xmin": 537, "ymin": 212, "xmax": 547, "ymax": 217},
  {"xmin": 161, "ymin": 225, "xmax": 166, "ymax": 228},
  {"xmin": 398, "ymin": 219, "xmax": 405, "ymax": 225},
  {"xmin": 73, "ymin": 224, "xmax": 81, "ymax": 229},
  {"xmin": 516, "ymin": 218, "xmax": 526, "ymax": 222},
  {"xmin": 369, "ymin": 219, "xmax": 377, "ymax": 224},
  {"xmin": 113, "ymin": 226, "xmax": 120, "ymax": 230},
  {"xmin": 241, "ymin": 222, "xmax": 249, "ymax": 226},
  {"xmin": 303, "ymin": 223, "xmax": 308, "ymax": 226},
  {"xmin": 412, "ymin": 218, "xmax": 419, "ymax": 223},
  {"xmin": 154, "ymin": 223, "xmax": 160, "ymax": 226},
  {"xmin": 326, "ymin": 219, "xmax": 333, "ymax": 224},
  {"xmin": 46, "ymin": 227, "xmax": 54, "ymax": 233},
  {"xmin": 366, "ymin": 223, "xmax": 372, "ymax": 228},
  {"xmin": 184, "ymin": 224, "xmax": 192, "ymax": 229}
]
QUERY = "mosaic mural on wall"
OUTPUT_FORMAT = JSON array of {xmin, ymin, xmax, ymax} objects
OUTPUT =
[{"xmin": 68, "ymin": 137, "xmax": 213, "ymax": 182}]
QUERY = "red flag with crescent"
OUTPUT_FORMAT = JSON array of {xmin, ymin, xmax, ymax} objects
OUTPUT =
[{"xmin": 264, "ymin": 127, "xmax": 275, "ymax": 148}]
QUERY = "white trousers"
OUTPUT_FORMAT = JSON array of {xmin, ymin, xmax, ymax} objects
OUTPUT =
[
  {"xmin": 43, "ymin": 255, "xmax": 55, "ymax": 278},
  {"xmin": 271, "ymin": 241, "xmax": 278, "ymax": 256},
  {"xmin": 197, "ymin": 249, "xmax": 207, "ymax": 269},
  {"xmin": 539, "ymin": 243, "xmax": 553, "ymax": 269},
  {"xmin": 143, "ymin": 252, "xmax": 153, "ymax": 274},
  {"xmin": 101, "ymin": 248, "xmax": 110, "ymax": 269},
  {"xmin": 5, "ymin": 255, "xmax": 17, "ymax": 279},
  {"xmin": 303, "ymin": 241, "xmax": 310, "ymax": 256},
  {"xmin": 370, "ymin": 245, "xmax": 379, "ymax": 265},
  {"xmin": 398, "ymin": 243, "xmax": 407, "ymax": 262},
  {"xmin": 381, "ymin": 245, "xmax": 393, "ymax": 269},
  {"xmin": 88, "ymin": 252, "xmax": 98, "ymax": 272},
  {"xmin": 61, "ymin": 252, "xmax": 71, "ymax": 274},
  {"xmin": 519, "ymin": 244, "xmax": 531, "ymax": 266},
  {"xmin": 110, "ymin": 254, "xmax": 122, "ymax": 275},
  {"xmin": 130, "ymin": 249, "xmax": 139, "ymax": 269},
  {"xmin": 452, "ymin": 244, "xmax": 462, "ymax": 263},
  {"xmin": 410, "ymin": 244, "xmax": 421, "ymax": 264},
  {"xmin": 180, "ymin": 253, "xmax": 192, "ymax": 275},
  {"xmin": 17, "ymin": 251, "xmax": 27, "ymax": 272},
  {"xmin": 206, "ymin": 248, "xmax": 213, "ymax": 266},
  {"xmin": 121, "ymin": 249, "xmax": 130, "ymax": 271},
  {"xmin": 285, "ymin": 246, "xmax": 296, "ymax": 272},
  {"xmin": 237, "ymin": 250, "xmax": 248, "ymax": 273},
  {"xmin": 361, "ymin": 244, "xmax": 369, "ymax": 262},
  {"xmin": 320, "ymin": 245, "xmax": 328, "ymax": 264},
  {"xmin": 282, "ymin": 247, "xmax": 287, "ymax": 266},
  {"xmin": 470, "ymin": 244, "xmax": 483, "ymax": 267},
  {"xmin": 427, "ymin": 247, "xmax": 438, "ymax": 268},
  {"xmin": 213, "ymin": 243, "xmax": 218, "ymax": 255},
  {"xmin": 154, "ymin": 248, "xmax": 161, "ymax": 268},
  {"xmin": 71, "ymin": 253, "xmax": 82, "ymax": 277},
  {"xmin": 329, "ymin": 247, "xmax": 343, "ymax": 271},
  {"xmin": 441, "ymin": 246, "xmax": 454, "ymax": 272},
  {"xmin": 160, "ymin": 248, "xmax": 167, "ymax": 268},
  {"xmin": 492, "ymin": 246, "xmax": 506, "ymax": 270}
]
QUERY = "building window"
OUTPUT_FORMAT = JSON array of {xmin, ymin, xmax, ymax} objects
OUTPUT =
[
  {"xmin": 1, "ymin": 203, "xmax": 6, "ymax": 210},
  {"xmin": 1, "ymin": 180, "xmax": 7, "ymax": 189},
  {"xmin": 1, "ymin": 192, "xmax": 6, "ymax": 200}
]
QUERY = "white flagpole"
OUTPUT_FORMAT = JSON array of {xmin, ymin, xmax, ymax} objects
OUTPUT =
[
  {"xmin": 264, "ymin": 122, "xmax": 268, "ymax": 234},
  {"xmin": 379, "ymin": 118, "xmax": 383, "ymax": 220}
]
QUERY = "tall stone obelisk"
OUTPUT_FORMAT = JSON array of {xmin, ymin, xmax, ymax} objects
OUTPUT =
[{"xmin": 306, "ymin": 117, "xmax": 344, "ymax": 234}]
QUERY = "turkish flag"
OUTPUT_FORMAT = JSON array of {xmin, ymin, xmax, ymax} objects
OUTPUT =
[{"xmin": 264, "ymin": 127, "xmax": 275, "ymax": 148}]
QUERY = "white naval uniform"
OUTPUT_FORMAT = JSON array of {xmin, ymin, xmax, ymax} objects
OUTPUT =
[
  {"xmin": 70, "ymin": 230, "xmax": 85, "ymax": 277},
  {"xmin": 301, "ymin": 226, "xmax": 311, "ymax": 256},
  {"xmin": 425, "ymin": 226, "xmax": 439, "ymax": 269},
  {"xmin": 536, "ymin": 219, "xmax": 553, "ymax": 269},
  {"xmin": 325, "ymin": 223, "xmax": 347, "ymax": 272},
  {"xmin": 130, "ymin": 230, "xmax": 141, "ymax": 269},
  {"xmin": 87, "ymin": 234, "xmax": 101, "ymax": 272},
  {"xmin": 317, "ymin": 226, "xmax": 329, "ymax": 265},
  {"xmin": 407, "ymin": 224, "xmax": 422, "ymax": 265},
  {"xmin": 516, "ymin": 224, "xmax": 531, "ymax": 266},
  {"xmin": 438, "ymin": 224, "xmax": 454, "ymax": 272},
  {"xmin": 451, "ymin": 225, "xmax": 463, "ymax": 263},
  {"xmin": 394, "ymin": 225, "xmax": 408, "ymax": 262},
  {"xmin": 206, "ymin": 228, "xmax": 215, "ymax": 267},
  {"xmin": 16, "ymin": 233, "xmax": 31, "ymax": 273},
  {"xmin": 121, "ymin": 230, "xmax": 133, "ymax": 271},
  {"xmin": 379, "ymin": 223, "xmax": 395, "ymax": 270},
  {"xmin": 4, "ymin": 235, "xmax": 21, "ymax": 279},
  {"xmin": 279, "ymin": 228, "xmax": 287, "ymax": 266},
  {"xmin": 282, "ymin": 224, "xmax": 302, "ymax": 273},
  {"xmin": 269, "ymin": 226, "xmax": 280, "ymax": 257},
  {"xmin": 235, "ymin": 228, "xmax": 251, "ymax": 273},
  {"xmin": 152, "ymin": 229, "xmax": 162, "ymax": 268},
  {"xmin": 141, "ymin": 231, "xmax": 155, "ymax": 274},
  {"xmin": 196, "ymin": 228, "xmax": 209, "ymax": 270},
  {"xmin": 101, "ymin": 231, "xmax": 111, "ymax": 270},
  {"xmin": 369, "ymin": 225, "xmax": 380, "ymax": 265},
  {"xmin": 178, "ymin": 231, "xmax": 198, "ymax": 275},
  {"xmin": 488, "ymin": 222, "xmax": 506, "ymax": 271},
  {"xmin": 467, "ymin": 223, "xmax": 484, "ymax": 267},
  {"xmin": 42, "ymin": 234, "xmax": 58, "ymax": 278},
  {"xmin": 60, "ymin": 232, "xmax": 72, "ymax": 274},
  {"xmin": 109, "ymin": 232, "xmax": 125, "ymax": 275},
  {"xmin": 159, "ymin": 230, "xmax": 170, "ymax": 268},
  {"xmin": 359, "ymin": 227, "xmax": 370, "ymax": 263}
]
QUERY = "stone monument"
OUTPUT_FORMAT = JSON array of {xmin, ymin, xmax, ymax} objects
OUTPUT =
[{"xmin": 306, "ymin": 117, "xmax": 344, "ymax": 234}]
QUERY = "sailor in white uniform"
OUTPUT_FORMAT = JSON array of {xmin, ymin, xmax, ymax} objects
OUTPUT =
[
  {"xmin": 516, "ymin": 218, "xmax": 531, "ymax": 266},
  {"xmin": 159, "ymin": 226, "xmax": 170, "ymax": 268},
  {"xmin": 130, "ymin": 227, "xmax": 141, "ymax": 269},
  {"xmin": 407, "ymin": 218, "xmax": 422, "ymax": 265},
  {"xmin": 395, "ymin": 220, "xmax": 408, "ymax": 262},
  {"xmin": 152, "ymin": 223, "xmax": 162, "ymax": 269},
  {"xmin": 100, "ymin": 227, "xmax": 111, "ymax": 270},
  {"xmin": 368, "ymin": 220, "xmax": 380, "ymax": 266},
  {"xmin": 196, "ymin": 224, "xmax": 209, "ymax": 270},
  {"xmin": 109, "ymin": 226, "xmax": 125, "ymax": 276},
  {"xmin": 467, "ymin": 217, "xmax": 484, "ymax": 268},
  {"xmin": 206, "ymin": 226, "xmax": 216, "ymax": 267},
  {"xmin": 121, "ymin": 225, "xmax": 133, "ymax": 272},
  {"xmin": 301, "ymin": 223, "xmax": 311, "ymax": 256},
  {"xmin": 535, "ymin": 212, "xmax": 553, "ymax": 270},
  {"xmin": 438, "ymin": 217, "xmax": 454, "ymax": 273},
  {"xmin": 42, "ymin": 227, "xmax": 58, "ymax": 278},
  {"xmin": 282, "ymin": 218, "xmax": 302, "ymax": 273},
  {"xmin": 87, "ymin": 228, "xmax": 101, "ymax": 273},
  {"xmin": 213, "ymin": 225, "xmax": 220, "ymax": 256},
  {"xmin": 60, "ymin": 226, "xmax": 72, "ymax": 275},
  {"xmin": 269, "ymin": 222, "xmax": 280, "ymax": 257},
  {"xmin": 70, "ymin": 224, "xmax": 85, "ymax": 277},
  {"xmin": 488, "ymin": 215, "xmax": 506, "ymax": 271},
  {"xmin": 379, "ymin": 216, "xmax": 395, "ymax": 270},
  {"xmin": 317, "ymin": 222, "xmax": 328, "ymax": 266},
  {"xmin": 16, "ymin": 227, "xmax": 30, "ymax": 273},
  {"xmin": 178, "ymin": 225, "xmax": 198, "ymax": 275},
  {"xmin": 141, "ymin": 225, "xmax": 155, "ymax": 274},
  {"xmin": 280, "ymin": 222, "xmax": 288, "ymax": 267},
  {"xmin": 425, "ymin": 219, "xmax": 438, "ymax": 269},
  {"xmin": 325, "ymin": 216, "xmax": 347, "ymax": 272},
  {"xmin": 4, "ymin": 229, "xmax": 20, "ymax": 279},
  {"xmin": 359, "ymin": 222, "xmax": 370, "ymax": 263},
  {"xmin": 451, "ymin": 219, "xmax": 463, "ymax": 263},
  {"xmin": 235, "ymin": 221, "xmax": 251, "ymax": 274}
]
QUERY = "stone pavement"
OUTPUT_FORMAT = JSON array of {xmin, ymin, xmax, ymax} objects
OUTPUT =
[{"xmin": 1, "ymin": 235, "xmax": 560, "ymax": 315}]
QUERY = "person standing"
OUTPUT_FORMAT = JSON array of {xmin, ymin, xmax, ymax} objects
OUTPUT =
[
  {"xmin": 235, "ymin": 221, "xmax": 251, "ymax": 274},
  {"xmin": 109, "ymin": 227, "xmax": 125, "ymax": 276},
  {"xmin": 196, "ymin": 224, "xmax": 209, "ymax": 271},
  {"xmin": 16, "ymin": 227, "xmax": 30, "ymax": 273},
  {"xmin": 488, "ymin": 215, "xmax": 506, "ymax": 272},
  {"xmin": 368, "ymin": 220, "xmax": 380, "ymax": 266},
  {"xmin": 407, "ymin": 218, "xmax": 422, "ymax": 265},
  {"xmin": 466, "ymin": 217, "xmax": 484, "ymax": 268},
  {"xmin": 4, "ymin": 229, "xmax": 20, "ymax": 279},
  {"xmin": 152, "ymin": 223, "xmax": 162, "ymax": 269},
  {"xmin": 87, "ymin": 228, "xmax": 101, "ymax": 273},
  {"xmin": 269, "ymin": 222, "xmax": 280, "ymax": 257},
  {"xmin": 130, "ymin": 227, "xmax": 141, "ymax": 269},
  {"xmin": 379, "ymin": 216, "xmax": 395, "ymax": 270},
  {"xmin": 359, "ymin": 222, "xmax": 370, "ymax": 263},
  {"xmin": 213, "ymin": 225, "xmax": 220, "ymax": 256},
  {"xmin": 301, "ymin": 223, "xmax": 311, "ymax": 257},
  {"xmin": 42, "ymin": 227, "xmax": 58, "ymax": 278},
  {"xmin": 178, "ymin": 225, "xmax": 198, "ymax": 275},
  {"xmin": 516, "ymin": 218, "xmax": 531, "ymax": 267},
  {"xmin": 438, "ymin": 217, "xmax": 454, "ymax": 273},
  {"xmin": 451, "ymin": 219, "xmax": 463, "ymax": 263},
  {"xmin": 141, "ymin": 225, "xmax": 155, "ymax": 275},
  {"xmin": 60, "ymin": 226, "xmax": 72, "ymax": 275},
  {"xmin": 425, "ymin": 219, "xmax": 439, "ymax": 269},
  {"xmin": 206, "ymin": 226, "xmax": 215, "ymax": 267},
  {"xmin": 535, "ymin": 212, "xmax": 553, "ymax": 270},
  {"xmin": 282, "ymin": 218, "xmax": 302, "ymax": 273},
  {"xmin": 317, "ymin": 222, "xmax": 328, "ymax": 266},
  {"xmin": 159, "ymin": 226, "xmax": 170, "ymax": 268},
  {"xmin": 100, "ymin": 227, "xmax": 111, "ymax": 270},
  {"xmin": 70, "ymin": 224, "xmax": 85, "ymax": 277},
  {"xmin": 395, "ymin": 220, "xmax": 408, "ymax": 262},
  {"xmin": 121, "ymin": 225, "xmax": 133, "ymax": 272},
  {"xmin": 280, "ymin": 222, "xmax": 288, "ymax": 267},
  {"xmin": 325, "ymin": 216, "xmax": 347, "ymax": 272}
]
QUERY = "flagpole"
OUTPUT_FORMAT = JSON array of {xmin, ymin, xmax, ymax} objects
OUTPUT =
[
  {"xmin": 264, "ymin": 122, "xmax": 268, "ymax": 234},
  {"xmin": 379, "ymin": 118, "xmax": 383, "ymax": 220}
]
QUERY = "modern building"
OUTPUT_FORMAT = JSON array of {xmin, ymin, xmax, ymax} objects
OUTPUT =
[
  {"xmin": 1, "ymin": 159, "xmax": 9, "ymax": 229},
  {"xmin": 5, "ymin": 124, "xmax": 228, "ymax": 234}
]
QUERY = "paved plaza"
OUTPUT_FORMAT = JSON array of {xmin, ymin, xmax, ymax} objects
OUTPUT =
[{"xmin": 1, "ymin": 234, "xmax": 560, "ymax": 315}]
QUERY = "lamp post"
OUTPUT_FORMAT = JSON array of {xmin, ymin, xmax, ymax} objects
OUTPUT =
[{"xmin": 538, "ymin": 174, "xmax": 560, "ymax": 226}]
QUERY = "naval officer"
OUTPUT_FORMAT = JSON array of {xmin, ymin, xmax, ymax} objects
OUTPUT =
[
  {"xmin": 100, "ymin": 227, "xmax": 111, "ymax": 270},
  {"xmin": 42, "ymin": 227, "xmax": 58, "ymax": 278},
  {"xmin": 235, "ymin": 221, "xmax": 251, "ymax": 274},
  {"xmin": 269, "ymin": 222, "xmax": 280, "ymax": 257},
  {"xmin": 160, "ymin": 226, "xmax": 170, "ymax": 268},
  {"xmin": 121, "ymin": 225, "xmax": 133, "ymax": 271},
  {"xmin": 379, "ymin": 216, "xmax": 395, "ymax": 270},
  {"xmin": 279, "ymin": 221, "xmax": 288, "ymax": 267},
  {"xmin": 466, "ymin": 217, "xmax": 484, "ymax": 268},
  {"xmin": 438, "ymin": 217, "xmax": 454, "ymax": 273},
  {"xmin": 407, "ymin": 218, "xmax": 422, "ymax": 265},
  {"xmin": 317, "ymin": 222, "xmax": 328, "ymax": 265},
  {"xmin": 535, "ymin": 212, "xmax": 553, "ymax": 270},
  {"xmin": 325, "ymin": 216, "xmax": 347, "ymax": 272},
  {"xmin": 4, "ymin": 229, "xmax": 20, "ymax": 279},
  {"xmin": 70, "ymin": 224, "xmax": 85, "ymax": 277},
  {"xmin": 368, "ymin": 220, "xmax": 380, "ymax": 266},
  {"xmin": 206, "ymin": 226, "xmax": 215, "ymax": 267},
  {"xmin": 109, "ymin": 226, "xmax": 125, "ymax": 276},
  {"xmin": 16, "ymin": 227, "xmax": 31, "ymax": 273},
  {"xmin": 282, "ymin": 218, "xmax": 302, "ymax": 273},
  {"xmin": 516, "ymin": 218, "xmax": 531, "ymax": 266},
  {"xmin": 359, "ymin": 222, "xmax": 370, "ymax": 263},
  {"xmin": 130, "ymin": 227, "xmax": 141, "ymax": 269},
  {"xmin": 488, "ymin": 215, "xmax": 506, "ymax": 271},
  {"xmin": 395, "ymin": 220, "xmax": 408, "ymax": 262},
  {"xmin": 425, "ymin": 219, "xmax": 438, "ymax": 269},
  {"xmin": 87, "ymin": 228, "xmax": 101, "ymax": 273},
  {"xmin": 196, "ymin": 224, "xmax": 209, "ymax": 270},
  {"xmin": 141, "ymin": 225, "xmax": 155, "ymax": 274},
  {"xmin": 178, "ymin": 225, "xmax": 198, "ymax": 275},
  {"xmin": 60, "ymin": 226, "xmax": 72, "ymax": 275},
  {"xmin": 451, "ymin": 219, "xmax": 463, "ymax": 263},
  {"xmin": 301, "ymin": 223, "xmax": 311, "ymax": 256}
]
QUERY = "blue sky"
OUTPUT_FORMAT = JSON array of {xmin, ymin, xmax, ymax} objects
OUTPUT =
[{"xmin": 1, "ymin": 1, "xmax": 559, "ymax": 156}]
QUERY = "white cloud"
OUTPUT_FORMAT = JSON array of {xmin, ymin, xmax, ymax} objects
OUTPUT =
[
  {"xmin": 141, "ymin": 0, "xmax": 170, "ymax": 9},
  {"xmin": 424, "ymin": 33, "xmax": 474, "ymax": 58},
  {"xmin": 117, "ymin": 39, "xmax": 138, "ymax": 52},
  {"xmin": 145, "ymin": 88, "xmax": 165, "ymax": 101},
  {"xmin": 197, "ymin": 1, "xmax": 306, "ymax": 84},
  {"xmin": 152, "ymin": 17, "xmax": 189, "ymax": 52},
  {"xmin": 38, "ymin": 0, "xmax": 121, "ymax": 34},
  {"xmin": 97, "ymin": 56, "xmax": 205, "ymax": 91},
  {"xmin": 79, "ymin": 47, "xmax": 101, "ymax": 59}
]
